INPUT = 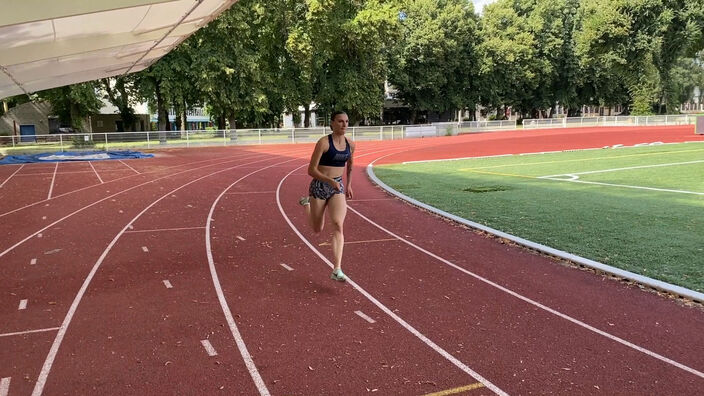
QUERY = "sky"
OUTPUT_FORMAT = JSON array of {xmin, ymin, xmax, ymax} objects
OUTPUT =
[{"xmin": 472, "ymin": 0, "xmax": 496, "ymax": 13}]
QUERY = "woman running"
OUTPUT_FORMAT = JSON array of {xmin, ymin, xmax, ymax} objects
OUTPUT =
[{"xmin": 299, "ymin": 111, "xmax": 355, "ymax": 281}]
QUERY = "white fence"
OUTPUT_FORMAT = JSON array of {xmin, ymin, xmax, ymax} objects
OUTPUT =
[{"xmin": 522, "ymin": 115, "xmax": 697, "ymax": 129}]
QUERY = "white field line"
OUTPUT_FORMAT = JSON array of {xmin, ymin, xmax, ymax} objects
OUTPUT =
[
  {"xmin": 539, "ymin": 159, "xmax": 704, "ymax": 179},
  {"xmin": 0, "ymin": 164, "xmax": 24, "ymax": 188},
  {"xmin": 355, "ymin": 310, "xmax": 376, "ymax": 324},
  {"xmin": 47, "ymin": 162, "xmax": 58, "ymax": 199},
  {"xmin": 0, "ymin": 327, "xmax": 60, "ymax": 338},
  {"xmin": 544, "ymin": 179, "xmax": 704, "ymax": 196},
  {"xmin": 279, "ymin": 263, "xmax": 294, "ymax": 271},
  {"xmin": 205, "ymin": 156, "xmax": 308, "ymax": 396},
  {"xmin": 0, "ymin": 152, "xmax": 273, "ymax": 258},
  {"xmin": 276, "ymin": 157, "xmax": 509, "ymax": 396},
  {"xmin": 88, "ymin": 162, "xmax": 104, "ymax": 184},
  {"xmin": 0, "ymin": 151, "xmax": 258, "ymax": 219},
  {"xmin": 29, "ymin": 150, "xmax": 309, "ymax": 396},
  {"xmin": 366, "ymin": 156, "xmax": 704, "ymax": 379},
  {"xmin": 119, "ymin": 160, "xmax": 140, "ymax": 174}
]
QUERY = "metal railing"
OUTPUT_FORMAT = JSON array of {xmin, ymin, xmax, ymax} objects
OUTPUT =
[{"xmin": 522, "ymin": 115, "xmax": 696, "ymax": 129}]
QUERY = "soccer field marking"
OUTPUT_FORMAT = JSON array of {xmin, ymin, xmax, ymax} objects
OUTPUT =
[
  {"xmin": 539, "ymin": 159, "xmax": 704, "ymax": 179},
  {"xmin": 0, "ymin": 164, "xmax": 24, "ymax": 188},
  {"xmin": 423, "ymin": 383, "xmax": 485, "ymax": 396},
  {"xmin": 459, "ymin": 147, "xmax": 704, "ymax": 172},
  {"xmin": 544, "ymin": 178, "xmax": 704, "ymax": 196},
  {"xmin": 348, "ymin": 204, "xmax": 704, "ymax": 380},
  {"xmin": 277, "ymin": 161, "xmax": 510, "ymax": 396}
]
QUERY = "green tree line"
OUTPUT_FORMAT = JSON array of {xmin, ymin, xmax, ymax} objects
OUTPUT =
[{"xmin": 4, "ymin": 0, "xmax": 704, "ymax": 130}]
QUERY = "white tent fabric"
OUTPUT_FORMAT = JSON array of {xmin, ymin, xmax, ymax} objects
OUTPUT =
[{"xmin": 0, "ymin": 0, "xmax": 237, "ymax": 99}]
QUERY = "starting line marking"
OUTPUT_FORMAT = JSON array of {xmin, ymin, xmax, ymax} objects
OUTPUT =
[
  {"xmin": 236, "ymin": 236, "xmax": 245, "ymax": 241},
  {"xmin": 47, "ymin": 162, "xmax": 58, "ymax": 200},
  {"xmin": 89, "ymin": 161, "xmax": 104, "ymax": 184},
  {"xmin": 162, "ymin": 280, "xmax": 173, "ymax": 289},
  {"xmin": 119, "ymin": 160, "xmax": 140, "ymax": 174},
  {"xmin": 141, "ymin": 246, "xmax": 149, "ymax": 252},
  {"xmin": 0, "ymin": 327, "xmax": 61, "ymax": 338},
  {"xmin": 0, "ymin": 164, "xmax": 24, "ymax": 188},
  {"xmin": 0, "ymin": 377, "xmax": 10, "ymax": 396},
  {"xmin": 201, "ymin": 340, "xmax": 218, "ymax": 356},
  {"xmin": 423, "ymin": 383, "xmax": 484, "ymax": 396},
  {"xmin": 18, "ymin": 299, "xmax": 28, "ymax": 310},
  {"xmin": 354, "ymin": 310, "xmax": 376, "ymax": 324},
  {"xmin": 279, "ymin": 263, "xmax": 293, "ymax": 271}
]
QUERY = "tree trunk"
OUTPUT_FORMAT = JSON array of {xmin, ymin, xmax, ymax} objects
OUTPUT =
[
  {"xmin": 181, "ymin": 107, "xmax": 187, "ymax": 131},
  {"xmin": 155, "ymin": 80, "xmax": 169, "ymax": 131},
  {"xmin": 410, "ymin": 109, "xmax": 417, "ymax": 124},
  {"xmin": 217, "ymin": 115, "xmax": 226, "ymax": 130},
  {"xmin": 303, "ymin": 104, "xmax": 311, "ymax": 128}
]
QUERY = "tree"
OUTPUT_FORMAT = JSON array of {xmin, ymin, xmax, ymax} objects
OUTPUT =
[
  {"xmin": 387, "ymin": 0, "xmax": 480, "ymax": 122},
  {"xmin": 37, "ymin": 82, "xmax": 102, "ymax": 131},
  {"xmin": 100, "ymin": 76, "xmax": 139, "ymax": 131}
]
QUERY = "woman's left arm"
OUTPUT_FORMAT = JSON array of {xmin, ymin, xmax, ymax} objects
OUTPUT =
[{"xmin": 346, "ymin": 141, "xmax": 355, "ymax": 199}]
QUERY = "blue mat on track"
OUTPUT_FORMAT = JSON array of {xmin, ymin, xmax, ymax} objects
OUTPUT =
[{"xmin": 0, "ymin": 151, "xmax": 153, "ymax": 165}]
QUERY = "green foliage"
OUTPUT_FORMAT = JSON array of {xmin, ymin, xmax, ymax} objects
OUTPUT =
[
  {"xmin": 388, "ymin": 0, "xmax": 479, "ymax": 119},
  {"xmin": 37, "ymin": 83, "xmax": 101, "ymax": 130}
]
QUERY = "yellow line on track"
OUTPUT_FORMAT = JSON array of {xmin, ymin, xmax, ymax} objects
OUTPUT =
[{"xmin": 422, "ymin": 383, "xmax": 485, "ymax": 396}]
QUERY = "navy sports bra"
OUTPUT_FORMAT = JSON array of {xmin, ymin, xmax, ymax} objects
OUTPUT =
[{"xmin": 318, "ymin": 134, "xmax": 350, "ymax": 167}]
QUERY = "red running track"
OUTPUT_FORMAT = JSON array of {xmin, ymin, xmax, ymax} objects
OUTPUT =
[{"xmin": 0, "ymin": 126, "xmax": 703, "ymax": 396}]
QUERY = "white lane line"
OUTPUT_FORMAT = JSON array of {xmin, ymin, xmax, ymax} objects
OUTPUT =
[
  {"xmin": 0, "ymin": 164, "xmax": 24, "ymax": 188},
  {"xmin": 47, "ymin": 162, "xmax": 58, "ymax": 199},
  {"xmin": 348, "ymin": 204, "xmax": 704, "ymax": 380},
  {"xmin": 141, "ymin": 246, "xmax": 149, "ymax": 253},
  {"xmin": 29, "ymin": 150, "xmax": 310, "ymax": 396},
  {"xmin": 18, "ymin": 299, "xmax": 28, "ymax": 310},
  {"xmin": 201, "ymin": 340, "xmax": 218, "ymax": 356},
  {"xmin": 236, "ymin": 236, "xmax": 246, "ymax": 241},
  {"xmin": 279, "ymin": 263, "xmax": 294, "ymax": 271},
  {"xmin": 0, "ymin": 151, "xmax": 259, "ymax": 219},
  {"xmin": 226, "ymin": 191, "xmax": 276, "ymax": 195},
  {"xmin": 205, "ymin": 157, "xmax": 308, "ymax": 396},
  {"xmin": 30, "ymin": 258, "xmax": 37, "ymax": 265},
  {"xmin": 355, "ymin": 310, "xmax": 376, "ymax": 324},
  {"xmin": 276, "ymin": 159, "xmax": 508, "ymax": 396},
  {"xmin": 88, "ymin": 162, "xmax": 104, "ymax": 184},
  {"xmin": 346, "ymin": 198, "xmax": 395, "ymax": 202},
  {"xmin": 163, "ymin": 280, "xmax": 173, "ymax": 289},
  {"xmin": 0, "ymin": 152, "xmax": 274, "ymax": 258},
  {"xmin": 119, "ymin": 160, "xmax": 140, "ymax": 174},
  {"xmin": 0, "ymin": 377, "xmax": 10, "ymax": 396},
  {"xmin": 125, "ymin": 226, "xmax": 205, "ymax": 234},
  {"xmin": 0, "ymin": 327, "xmax": 60, "ymax": 338}
]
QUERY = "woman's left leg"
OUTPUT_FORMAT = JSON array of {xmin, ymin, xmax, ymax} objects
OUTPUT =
[{"xmin": 327, "ymin": 193, "xmax": 347, "ymax": 274}]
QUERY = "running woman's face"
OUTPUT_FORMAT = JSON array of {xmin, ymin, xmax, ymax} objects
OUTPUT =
[{"xmin": 331, "ymin": 114, "xmax": 349, "ymax": 134}]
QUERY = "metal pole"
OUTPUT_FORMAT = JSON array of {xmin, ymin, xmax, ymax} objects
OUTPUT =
[
  {"xmin": 59, "ymin": 135, "xmax": 63, "ymax": 152},
  {"xmin": 186, "ymin": 130, "xmax": 190, "ymax": 148},
  {"xmin": 292, "ymin": 128, "xmax": 295, "ymax": 144},
  {"xmin": 104, "ymin": 133, "xmax": 108, "ymax": 151},
  {"xmin": 147, "ymin": 131, "xmax": 150, "ymax": 149},
  {"xmin": 258, "ymin": 129, "xmax": 262, "ymax": 144},
  {"xmin": 379, "ymin": 126, "xmax": 383, "ymax": 141}
]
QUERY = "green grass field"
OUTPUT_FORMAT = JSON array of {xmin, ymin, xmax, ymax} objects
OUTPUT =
[{"xmin": 374, "ymin": 142, "xmax": 704, "ymax": 293}]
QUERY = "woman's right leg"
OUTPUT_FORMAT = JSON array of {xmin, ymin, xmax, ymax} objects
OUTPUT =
[{"xmin": 306, "ymin": 197, "xmax": 327, "ymax": 233}]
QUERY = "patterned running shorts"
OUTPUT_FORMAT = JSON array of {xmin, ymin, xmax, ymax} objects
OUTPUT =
[{"xmin": 309, "ymin": 176, "xmax": 344, "ymax": 201}]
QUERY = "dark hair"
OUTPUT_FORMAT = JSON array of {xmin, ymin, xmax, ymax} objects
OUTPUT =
[{"xmin": 330, "ymin": 111, "xmax": 347, "ymax": 123}]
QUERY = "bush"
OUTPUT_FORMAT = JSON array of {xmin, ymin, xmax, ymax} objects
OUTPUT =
[{"xmin": 71, "ymin": 134, "xmax": 96, "ymax": 148}]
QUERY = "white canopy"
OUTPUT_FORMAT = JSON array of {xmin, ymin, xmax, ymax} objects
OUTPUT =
[{"xmin": 0, "ymin": 0, "xmax": 237, "ymax": 99}]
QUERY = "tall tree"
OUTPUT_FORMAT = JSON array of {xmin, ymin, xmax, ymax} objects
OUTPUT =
[{"xmin": 387, "ymin": 0, "xmax": 480, "ymax": 122}]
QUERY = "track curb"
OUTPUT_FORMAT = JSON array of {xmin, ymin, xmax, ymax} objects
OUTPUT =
[{"xmin": 366, "ymin": 162, "xmax": 704, "ymax": 305}]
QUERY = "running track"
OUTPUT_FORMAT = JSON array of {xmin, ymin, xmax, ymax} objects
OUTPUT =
[{"xmin": 1, "ymin": 126, "xmax": 703, "ymax": 395}]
